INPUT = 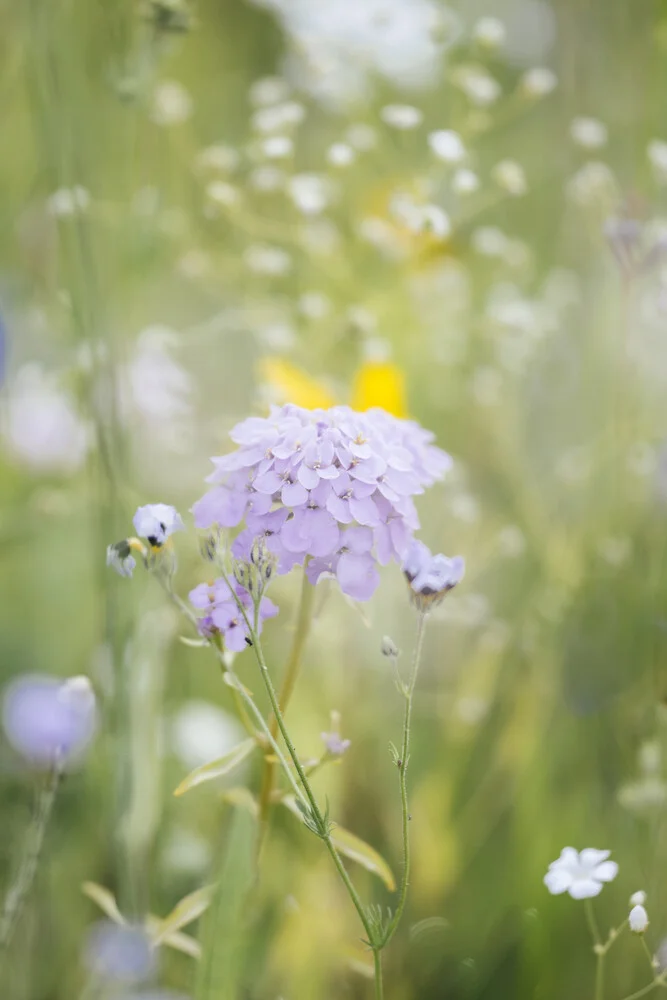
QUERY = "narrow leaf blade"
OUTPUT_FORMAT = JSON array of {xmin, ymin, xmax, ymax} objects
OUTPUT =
[
  {"xmin": 81, "ymin": 882, "xmax": 126, "ymax": 925},
  {"xmin": 153, "ymin": 885, "xmax": 215, "ymax": 945},
  {"xmin": 173, "ymin": 739, "xmax": 256, "ymax": 797}
]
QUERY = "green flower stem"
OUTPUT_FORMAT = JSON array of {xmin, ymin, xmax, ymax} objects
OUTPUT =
[
  {"xmin": 160, "ymin": 578, "xmax": 309, "ymax": 811},
  {"xmin": 247, "ymin": 626, "xmax": 378, "ymax": 956},
  {"xmin": 0, "ymin": 762, "xmax": 63, "ymax": 954},
  {"xmin": 620, "ymin": 972, "xmax": 667, "ymax": 1000},
  {"xmin": 380, "ymin": 611, "xmax": 427, "ymax": 949},
  {"xmin": 258, "ymin": 572, "xmax": 315, "ymax": 836},
  {"xmin": 374, "ymin": 950, "xmax": 384, "ymax": 1000}
]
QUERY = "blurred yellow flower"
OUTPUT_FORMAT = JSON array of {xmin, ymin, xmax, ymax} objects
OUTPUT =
[{"xmin": 258, "ymin": 357, "xmax": 407, "ymax": 417}]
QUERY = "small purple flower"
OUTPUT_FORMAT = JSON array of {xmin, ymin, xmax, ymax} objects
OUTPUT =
[
  {"xmin": 402, "ymin": 540, "xmax": 464, "ymax": 611},
  {"xmin": 133, "ymin": 504, "xmax": 184, "ymax": 547},
  {"xmin": 321, "ymin": 731, "xmax": 351, "ymax": 756},
  {"xmin": 189, "ymin": 579, "xmax": 278, "ymax": 651},
  {"xmin": 2, "ymin": 674, "xmax": 98, "ymax": 767},
  {"xmin": 192, "ymin": 404, "xmax": 451, "ymax": 602},
  {"xmin": 82, "ymin": 921, "xmax": 155, "ymax": 984}
]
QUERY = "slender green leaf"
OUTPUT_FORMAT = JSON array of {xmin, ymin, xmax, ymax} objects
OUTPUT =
[
  {"xmin": 152, "ymin": 885, "xmax": 215, "ymax": 945},
  {"xmin": 146, "ymin": 915, "xmax": 202, "ymax": 959},
  {"xmin": 81, "ymin": 882, "xmax": 126, "ymax": 925},
  {"xmin": 173, "ymin": 739, "xmax": 256, "ymax": 797}
]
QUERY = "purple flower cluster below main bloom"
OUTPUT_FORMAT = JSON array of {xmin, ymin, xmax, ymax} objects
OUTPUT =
[
  {"xmin": 189, "ymin": 578, "xmax": 278, "ymax": 651},
  {"xmin": 192, "ymin": 404, "xmax": 451, "ymax": 601},
  {"xmin": 402, "ymin": 539, "xmax": 464, "ymax": 608}
]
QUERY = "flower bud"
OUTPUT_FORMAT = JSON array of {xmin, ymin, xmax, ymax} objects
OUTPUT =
[
  {"xmin": 630, "ymin": 904, "xmax": 649, "ymax": 933},
  {"xmin": 630, "ymin": 890, "xmax": 647, "ymax": 906},
  {"xmin": 381, "ymin": 636, "xmax": 399, "ymax": 658}
]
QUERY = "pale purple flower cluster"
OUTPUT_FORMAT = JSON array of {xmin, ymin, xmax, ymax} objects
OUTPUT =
[
  {"xmin": 192, "ymin": 405, "xmax": 451, "ymax": 601},
  {"xmin": 189, "ymin": 579, "xmax": 278, "ymax": 651}
]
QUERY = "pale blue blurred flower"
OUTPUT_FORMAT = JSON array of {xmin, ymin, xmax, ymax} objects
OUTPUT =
[
  {"xmin": 133, "ymin": 504, "xmax": 184, "ymax": 547},
  {"xmin": 2, "ymin": 674, "xmax": 97, "ymax": 766},
  {"xmin": 83, "ymin": 921, "xmax": 155, "ymax": 983}
]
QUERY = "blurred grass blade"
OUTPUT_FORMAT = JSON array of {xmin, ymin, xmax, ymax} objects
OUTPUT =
[
  {"xmin": 81, "ymin": 882, "xmax": 126, "ymax": 924},
  {"xmin": 173, "ymin": 739, "xmax": 256, "ymax": 797},
  {"xmin": 196, "ymin": 807, "xmax": 257, "ymax": 1000},
  {"xmin": 152, "ymin": 885, "xmax": 215, "ymax": 944},
  {"xmin": 281, "ymin": 798, "xmax": 396, "ymax": 890},
  {"xmin": 221, "ymin": 786, "xmax": 259, "ymax": 817}
]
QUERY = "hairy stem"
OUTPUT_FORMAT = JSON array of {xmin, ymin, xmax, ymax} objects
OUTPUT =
[
  {"xmin": 0, "ymin": 763, "xmax": 62, "ymax": 954},
  {"xmin": 380, "ymin": 611, "xmax": 427, "ymax": 949}
]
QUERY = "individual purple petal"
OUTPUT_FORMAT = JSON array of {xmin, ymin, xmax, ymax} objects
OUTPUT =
[
  {"xmin": 253, "ymin": 469, "xmax": 283, "ymax": 494},
  {"xmin": 349, "ymin": 494, "xmax": 381, "ymax": 527},
  {"xmin": 306, "ymin": 555, "xmax": 337, "ymax": 585},
  {"xmin": 349, "ymin": 453, "xmax": 387, "ymax": 484},
  {"xmin": 326, "ymin": 492, "xmax": 353, "ymax": 523},
  {"xmin": 191, "ymin": 487, "xmax": 247, "ymax": 529},
  {"xmin": 258, "ymin": 596, "xmax": 279, "ymax": 620},
  {"xmin": 336, "ymin": 552, "xmax": 380, "ymax": 600},
  {"xmin": 342, "ymin": 525, "xmax": 374, "ymax": 553},
  {"xmin": 188, "ymin": 583, "xmax": 214, "ymax": 609},
  {"xmin": 281, "ymin": 480, "xmax": 309, "ymax": 506},
  {"xmin": 297, "ymin": 464, "xmax": 321, "ymax": 489}
]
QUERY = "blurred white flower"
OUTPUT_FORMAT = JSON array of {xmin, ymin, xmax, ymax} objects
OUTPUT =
[
  {"xmin": 47, "ymin": 185, "xmax": 90, "ymax": 217},
  {"xmin": 150, "ymin": 81, "xmax": 192, "ymax": 126},
  {"xmin": 471, "ymin": 225, "xmax": 509, "ymax": 257},
  {"xmin": 390, "ymin": 193, "xmax": 450, "ymax": 239},
  {"xmin": 244, "ymin": 244, "xmax": 292, "ymax": 275},
  {"xmin": 570, "ymin": 116, "xmax": 608, "ymax": 149},
  {"xmin": 205, "ymin": 180, "xmax": 240, "ymax": 208},
  {"xmin": 630, "ymin": 904, "xmax": 649, "ymax": 934},
  {"xmin": 428, "ymin": 129, "xmax": 466, "ymax": 163},
  {"xmin": 492, "ymin": 160, "xmax": 528, "ymax": 196},
  {"xmin": 298, "ymin": 291, "xmax": 331, "ymax": 319},
  {"xmin": 249, "ymin": 165, "xmax": 287, "ymax": 192},
  {"xmin": 288, "ymin": 173, "xmax": 331, "ymax": 214},
  {"xmin": 161, "ymin": 827, "xmax": 211, "ymax": 875},
  {"xmin": 566, "ymin": 161, "xmax": 616, "ymax": 205},
  {"xmin": 195, "ymin": 143, "xmax": 240, "ymax": 173},
  {"xmin": 630, "ymin": 891, "xmax": 647, "ymax": 906},
  {"xmin": 597, "ymin": 536, "xmax": 631, "ymax": 567},
  {"xmin": 299, "ymin": 218, "xmax": 341, "ymax": 255},
  {"xmin": 380, "ymin": 104, "xmax": 423, "ymax": 130},
  {"xmin": 261, "ymin": 135, "xmax": 294, "ymax": 159},
  {"xmin": 254, "ymin": 0, "xmax": 454, "ymax": 106},
  {"xmin": 452, "ymin": 65, "xmax": 501, "ymax": 106},
  {"xmin": 544, "ymin": 848, "xmax": 618, "ymax": 899},
  {"xmin": 452, "ymin": 167, "xmax": 480, "ymax": 194},
  {"xmin": 521, "ymin": 66, "xmax": 557, "ymax": 97},
  {"xmin": 126, "ymin": 326, "xmax": 193, "ymax": 433},
  {"xmin": 648, "ymin": 140, "xmax": 667, "ymax": 183},
  {"xmin": 472, "ymin": 16, "xmax": 506, "ymax": 48},
  {"xmin": 327, "ymin": 142, "xmax": 355, "ymax": 167},
  {"xmin": 171, "ymin": 700, "xmax": 244, "ymax": 771},
  {"xmin": 2, "ymin": 364, "xmax": 90, "ymax": 473},
  {"xmin": 248, "ymin": 75, "xmax": 291, "ymax": 106},
  {"xmin": 346, "ymin": 123, "xmax": 377, "ymax": 150},
  {"xmin": 251, "ymin": 101, "xmax": 305, "ymax": 133}
]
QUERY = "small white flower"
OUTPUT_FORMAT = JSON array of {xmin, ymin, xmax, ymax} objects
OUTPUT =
[
  {"xmin": 150, "ymin": 81, "xmax": 192, "ymax": 127},
  {"xmin": 195, "ymin": 143, "xmax": 240, "ymax": 173},
  {"xmin": 298, "ymin": 292, "xmax": 331, "ymax": 319},
  {"xmin": 206, "ymin": 180, "xmax": 240, "ymax": 208},
  {"xmin": 106, "ymin": 541, "xmax": 137, "ymax": 578},
  {"xmin": 252, "ymin": 101, "xmax": 305, "ymax": 134},
  {"xmin": 492, "ymin": 160, "xmax": 528, "ymax": 196},
  {"xmin": 248, "ymin": 76, "xmax": 290, "ymax": 107},
  {"xmin": 288, "ymin": 173, "xmax": 330, "ymax": 215},
  {"xmin": 249, "ymin": 166, "xmax": 286, "ymax": 193},
  {"xmin": 544, "ymin": 847, "xmax": 618, "ymax": 899},
  {"xmin": 47, "ymin": 186, "xmax": 90, "ymax": 217},
  {"xmin": 452, "ymin": 168, "xmax": 480, "ymax": 194},
  {"xmin": 327, "ymin": 143, "xmax": 355, "ymax": 167},
  {"xmin": 244, "ymin": 243, "xmax": 292, "ymax": 275},
  {"xmin": 521, "ymin": 67, "xmax": 558, "ymax": 98},
  {"xmin": 380, "ymin": 104, "xmax": 423, "ymax": 130},
  {"xmin": 630, "ymin": 891, "xmax": 647, "ymax": 907},
  {"xmin": 570, "ymin": 117, "xmax": 608, "ymax": 150},
  {"xmin": 428, "ymin": 129, "xmax": 466, "ymax": 163},
  {"xmin": 472, "ymin": 16, "xmax": 506, "ymax": 48},
  {"xmin": 566, "ymin": 161, "xmax": 616, "ymax": 205},
  {"xmin": 630, "ymin": 904, "xmax": 649, "ymax": 934},
  {"xmin": 262, "ymin": 135, "xmax": 293, "ymax": 159},
  {"xmin": 133, "ymin": 504, "xmax": 184, "ymax": 547},
  {"xmin": 471, "ymin": 225, "xmax": 508, "ymax": 257},
  {"xmin": 453, "ymin": 66, "xmax": 501, "ymax": 107}
]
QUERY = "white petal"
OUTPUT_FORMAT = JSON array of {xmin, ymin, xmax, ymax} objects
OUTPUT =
[
  {"xmin": 629, "ymin": 905, "xmax": 649, "ymax": 933},
  {"xmin": 549, "ymin": 847, "xmax": 578, "ymax": 869},
  {"xmin": 544, "ymin": 869, "xmax": 573, "ymax": 894},
  {"xmin": 593, "ymin": 861, "xmax": 618, "ymax": 883},
  {"xmin": 579, "ymin": 848, "xmax": 611, "ymax": 868},
  {"xmin": 568, "ymin": 879, "xmax": 603, "ymax": 900}
]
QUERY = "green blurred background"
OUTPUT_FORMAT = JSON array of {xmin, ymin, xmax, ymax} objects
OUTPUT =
[{"xmin": 2, "ymin": 0, "xmax": 667, "ymax": 997}]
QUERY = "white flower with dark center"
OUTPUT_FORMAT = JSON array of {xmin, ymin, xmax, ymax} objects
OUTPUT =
[
  {"xmin": 544, "ymin": 848, "xmax": 618, "ymax": 899},
  {"xmin": 133, "ymin": 504, "xmax": 184, "ymax": 548}
]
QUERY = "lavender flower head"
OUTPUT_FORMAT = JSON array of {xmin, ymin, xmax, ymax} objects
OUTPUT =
[
  {"xmin": 192, "ymin": 404, "xmax": 451, "ymax": 601},
  {"xmin": 402, "ymin": 539, "xmax": 464, "ymax": 611},
  {"xmin": 2, "ymin": 674, "xmax": 97, "ymax": 767},
  {"xmin": 189, "ymin": 578, "xmax": 278, "ymax": 650},
  {"xmin": 82, "ymin": 921, "xmax": 155, "ymax": 984}
]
